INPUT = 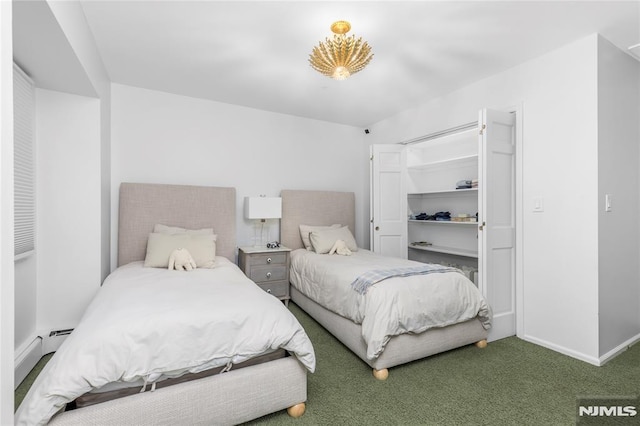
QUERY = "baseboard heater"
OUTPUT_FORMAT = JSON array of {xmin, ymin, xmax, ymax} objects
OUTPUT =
[
  {"xmin": 15, "ymin": 337, "xmax": 43, "ymax": 388},
  {"xmin": 49, "ymin": 328, "xmax": 74, "ymax": 337}
]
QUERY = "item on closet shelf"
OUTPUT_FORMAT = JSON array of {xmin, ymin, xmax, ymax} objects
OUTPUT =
[
  {"xmin": 434, "ymin": 211, "xmax": 451, "ymax": 221},
  {"xmin": 410, "ymin": 241, "xmax": 432, "ymax": 247},
  {"xmin": 455, "ymin": 179, "xmax": 478, "ymax": 189},
  {"xmin": 456, "ymin": 179, "xmax": 472, "ymax": 189},
  {"xmin": 451, "ymin": 213, "xmax": 477, "ymax": 222}
]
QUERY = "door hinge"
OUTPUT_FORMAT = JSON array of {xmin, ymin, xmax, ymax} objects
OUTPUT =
[
  {"xmin": 370, "ymin": 154, "xmax": 374, "ymax": 161},
  {"xmin": 370, "ymin": 218, "xmax": 374, "ymax": 223},
  {"xmin": 478, "ymin": 221, "xmax": 486, "ymax": 231},
  {"xmin": 479, "ymin": 124, "xmax": 486, "ymax": 135}
]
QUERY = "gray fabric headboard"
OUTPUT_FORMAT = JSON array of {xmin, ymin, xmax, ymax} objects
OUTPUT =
[
  {"xmin": 118, "ymin": 183, "xmax": 236, "ymax": 266},
  {"xmin": 280, "ymin": 190, "xmax": 356, "ymax": 250}
]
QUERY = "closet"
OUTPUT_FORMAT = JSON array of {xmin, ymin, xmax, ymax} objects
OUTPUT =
[{"xmin": 370, "ymin": 108, "xmax": 516, "ymax": 341}]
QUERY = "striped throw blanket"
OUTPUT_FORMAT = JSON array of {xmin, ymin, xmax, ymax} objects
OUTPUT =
[{"xmin": 350, "ymin": 264, "xmax": 461, "ymax": 295}]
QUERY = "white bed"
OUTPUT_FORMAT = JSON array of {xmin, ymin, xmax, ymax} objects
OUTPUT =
[
  {"xmin": 16, "ymin": 183, "xmax": 316, "ymax": 425},
  {"xmin": 281, "ymin": 189, "xmax": 490, "ymax": 380}
]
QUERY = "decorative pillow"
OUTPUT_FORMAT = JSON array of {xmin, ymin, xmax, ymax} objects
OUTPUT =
[
  {"xmin": 154, "ymin": 223, "xmax": 214, "ymax": 235},
  {"xmin": 144, "ymin": 233, "xmax": 217, "ymax": 268},
  {"xmin": 309, "ymin": 226, "xmax": 358, "ymax": 254},
  {"xmin": 299, "ymin": 224, "xmax": 341, "ymax": 251}
]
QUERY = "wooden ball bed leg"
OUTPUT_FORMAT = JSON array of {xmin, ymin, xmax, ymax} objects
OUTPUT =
[
  {"xmin": 475, "ymin": 339, "xmax": 488, "ymax": 349},
  {"xmin": 287, "ymin": 402, "xmax": 306, "ymax": 418},
  {"xmin": 372, "ymin": 368, "xmax": 389, "ymax": 380}
]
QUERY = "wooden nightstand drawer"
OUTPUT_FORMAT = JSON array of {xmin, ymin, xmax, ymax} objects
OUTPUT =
[
  {"xmin": 256, "ymin": 281, "xmax": 289, "ymax": 298},
  {"xmin": 238, "ymin": 246, "xmax": 291, "ymax": 305},
  {"xmin": 246, "ymin": 253, "xmax": 287, "ymax": 266},
  {"xmin": 249, "ymin": 265, "xmax": 287, "ymax": 283}
]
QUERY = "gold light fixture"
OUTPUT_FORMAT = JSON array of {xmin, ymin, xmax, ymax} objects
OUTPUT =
[{"xmin": 309, "ymin": 20, "xmax": 373, "ymax": 80}]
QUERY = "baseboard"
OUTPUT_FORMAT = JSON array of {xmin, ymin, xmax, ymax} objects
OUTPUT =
[
  {"xmin": 521, "ymin": 334, "xmax": 601, "ymax": 366},
  {"xmin": 14, "ymin": 337, "xmax": 42, "ymax": 389},
  {"xmin": 42, "ymin": 331, "xmax": 71, "ymax": 354},
  {"xmin": 599, "ymin": 333, "xmax": 640, "ymax": 365}
]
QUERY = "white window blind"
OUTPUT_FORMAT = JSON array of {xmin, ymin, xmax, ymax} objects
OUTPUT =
[{"xmin": 13, "ymin": 64, "xmax": 35, "ymax": 256}]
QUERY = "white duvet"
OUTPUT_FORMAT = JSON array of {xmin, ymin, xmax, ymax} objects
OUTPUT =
[
  {"xmin": 289, "ymin": 249, "xmax": 491, "ymax": 360},
  {"xmin": 16, "ymin": 258, "xmax": 315, "ymax": 426}
]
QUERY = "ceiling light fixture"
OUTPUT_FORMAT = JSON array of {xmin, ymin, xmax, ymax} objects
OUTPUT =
[{"xmin": 309, "ymin": 20, "xmax": 373, "ymax": 81}]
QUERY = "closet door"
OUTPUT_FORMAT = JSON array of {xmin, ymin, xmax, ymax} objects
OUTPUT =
[
  {"xmin": 479, "ymin": 109, "xmax": 516, "ymax": 341},
  {"xmin": 369, "ymin": 144, "xmax": 407, "ymax": 258}
]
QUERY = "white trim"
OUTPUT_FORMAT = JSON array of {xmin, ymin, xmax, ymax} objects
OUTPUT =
[
  {"xmin": 598, "ymin": 333, "xmax": 640, "ymax": 365},
  {"xmin": 514, "ymin": 101, "xmax": 525, "ymax": 340},
  {"xmin": 522, "ymin": 334, "xmax": 601, "ymax": 366},
  {"xmin": 14, "ymin": 336, "xmax": 41, "ymax": 389}
]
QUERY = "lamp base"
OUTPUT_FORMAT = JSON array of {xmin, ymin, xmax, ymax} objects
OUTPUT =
[{"xmin": 253, "ymin": 219, "xmax": 268, "ymax": 247}]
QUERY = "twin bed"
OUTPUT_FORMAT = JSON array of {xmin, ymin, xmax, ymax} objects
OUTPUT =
[
  {"xmin": 280, "ymin": 190, "xmax": 490, "ymax": 380},
  {"xmin": 16, "ymin": 184, "xmax": 491, "ymax": 425},
  {"xmin": 16, "ymin": 183, "xmax": 315, "ymax": 426}
]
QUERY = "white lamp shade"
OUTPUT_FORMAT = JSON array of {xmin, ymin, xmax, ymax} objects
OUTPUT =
[{"xmin": 244, "ymin": 197, "xmax": 282, "ymax": 219}]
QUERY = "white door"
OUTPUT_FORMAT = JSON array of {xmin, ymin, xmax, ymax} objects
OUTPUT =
[
  {"xmin": 370, "ymin": 144, "xmax": 407, "ymax": 258},
  {"xmin": 479, "ymin": 109, "xmax": 516, "ymax": 341}
]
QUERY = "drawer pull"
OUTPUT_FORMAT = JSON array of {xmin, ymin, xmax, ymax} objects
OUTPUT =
[
  {"xmin": 266, "ymin": 272, "xmax": 272, "ymax": 279},
  {"xmin": 266, "ymin": 257, "xmax": 272, "ymax": 264},
  {"xmin": 266, "ymin": 288, "xmax": 272, "ymax": 294}
]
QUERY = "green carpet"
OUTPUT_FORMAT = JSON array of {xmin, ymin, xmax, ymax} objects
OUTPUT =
[{"xmin": 16, "ymin": 303, "xmax": 640, "ymax": 425}]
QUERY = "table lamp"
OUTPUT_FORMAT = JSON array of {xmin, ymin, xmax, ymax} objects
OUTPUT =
[{"xmin": 244, "ymin": 196, "xmax": 282, "ymax": 247}]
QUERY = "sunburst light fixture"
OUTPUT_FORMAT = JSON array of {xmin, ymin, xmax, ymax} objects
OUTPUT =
[{"xmin": 309, "ymin": 20, "xmax": 374, "ymax": 80}]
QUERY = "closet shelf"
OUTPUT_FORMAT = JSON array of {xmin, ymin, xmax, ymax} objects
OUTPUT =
[
  {"xmin": 408, "ymin": 188, "xmax": 478, "ymax": 197},
  {"xmin": 408, "ymin": 220, "xmax": 477, "ymax": 226},
  {"xmin": 407, "ymin": 154, "xmax": 478, "ymax": 170},
  {"xmin": 408, "ymin": 244, "xmax": 478, "ymax": 258}
]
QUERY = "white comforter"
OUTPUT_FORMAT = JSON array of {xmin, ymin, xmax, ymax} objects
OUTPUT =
[
  {"xmin": 16, "ymin": 258, "xmax": 316, "ymax": 426},
  {"xmin": 290, "ymin": 249, "xmax": 491, "ymax": 360}
]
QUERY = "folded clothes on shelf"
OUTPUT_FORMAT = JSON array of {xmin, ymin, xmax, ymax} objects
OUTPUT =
[
  {"xmin": 414, "ymin": 211, "xmax": 451, "ymax": 221},
  {"xmin": 456, "ymin": 179, "xmax": 478, "ymax": 189}
]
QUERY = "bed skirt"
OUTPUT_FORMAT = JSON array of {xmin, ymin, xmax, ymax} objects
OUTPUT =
[
  {"xmin": 49, "ymin": 356, "xmax": 307, "ymax": 425},
  {"xmin": 291, "ymin": 286, "xmax": 487, "ymax": 371}
]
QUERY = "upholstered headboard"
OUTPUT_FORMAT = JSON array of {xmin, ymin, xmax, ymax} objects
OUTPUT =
[
  {"xmin": 118, "ymin": 183, "xmax": 236, "ymax": 266},
  {"xmin": 280, "ymin": 190, "xmax": 356, "ymax": 250}
]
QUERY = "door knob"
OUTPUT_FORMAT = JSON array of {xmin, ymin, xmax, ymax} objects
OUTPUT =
[{"xmin": 375, "ymin": 226, "xmax": 379, "ymax": 231}]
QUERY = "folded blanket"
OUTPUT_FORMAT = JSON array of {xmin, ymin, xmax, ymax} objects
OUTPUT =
[{"xmin": 351, "ymin": 264, "xmax": 461, "ymax": 295}]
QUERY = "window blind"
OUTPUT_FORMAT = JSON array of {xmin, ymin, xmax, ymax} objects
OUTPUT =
[{"xmin": 13, "ymin": 64, "xmax": 35, "ymax": 256}]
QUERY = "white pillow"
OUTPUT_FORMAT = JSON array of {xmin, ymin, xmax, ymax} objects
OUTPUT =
[
  {"xmin": 309, "ymin": 226, "xmax": 358, "ymax": 254},
  {"xmin": 299, "ymin": 224, "xmax": 341, "ymax": 250},
  {"xmin": 144, "ymin": 233, "xmax": 217, "ymax": 268},
  {"xmin": 154, "ymin": 224, "xmax": 214, "ymax": 235}
]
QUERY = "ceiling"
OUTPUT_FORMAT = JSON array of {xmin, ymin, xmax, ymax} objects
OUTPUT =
[{"xmin": 20, "ymin": 1, "xmax": 640, "ymax": 127}]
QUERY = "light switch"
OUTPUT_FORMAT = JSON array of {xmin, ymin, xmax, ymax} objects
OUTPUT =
[
  {"xmin": 605, "ymin": 194, "xmax": 612, "ymax": 212},
  {"xmin": 532, "ymin": 197, "xmax": 544, "ymax": 213}
]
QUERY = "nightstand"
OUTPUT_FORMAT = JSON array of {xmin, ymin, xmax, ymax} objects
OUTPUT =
[{"xmin": 238, "ymin": 246, "xmax": 291, "ymax": 305}]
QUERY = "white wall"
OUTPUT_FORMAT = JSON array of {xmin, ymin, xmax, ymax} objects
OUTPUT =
[
  {"xmin": 366, "ymin": 34, "xmax": 609, "ymax": 363},
  {"xmin": 0, "ymin": 1, "xmax": 15, "ymax": 421},
  {"xmin": 36, "ymin": 88, "xmax": 102, "ymax": 333},
  {"xmin": 597, "ymin": 36, "xmax": 640, "ymax": 357},
  {"xmin": 110, "ymin": 84, "xmax": 366, "ymax": 269},
  {"xmin": 46, "ymin": 0, "xmax": 112, "ymax": 283},
  {"xmin": 14, "ymin": 255, "xmax": 36, "ymax": 354}
]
